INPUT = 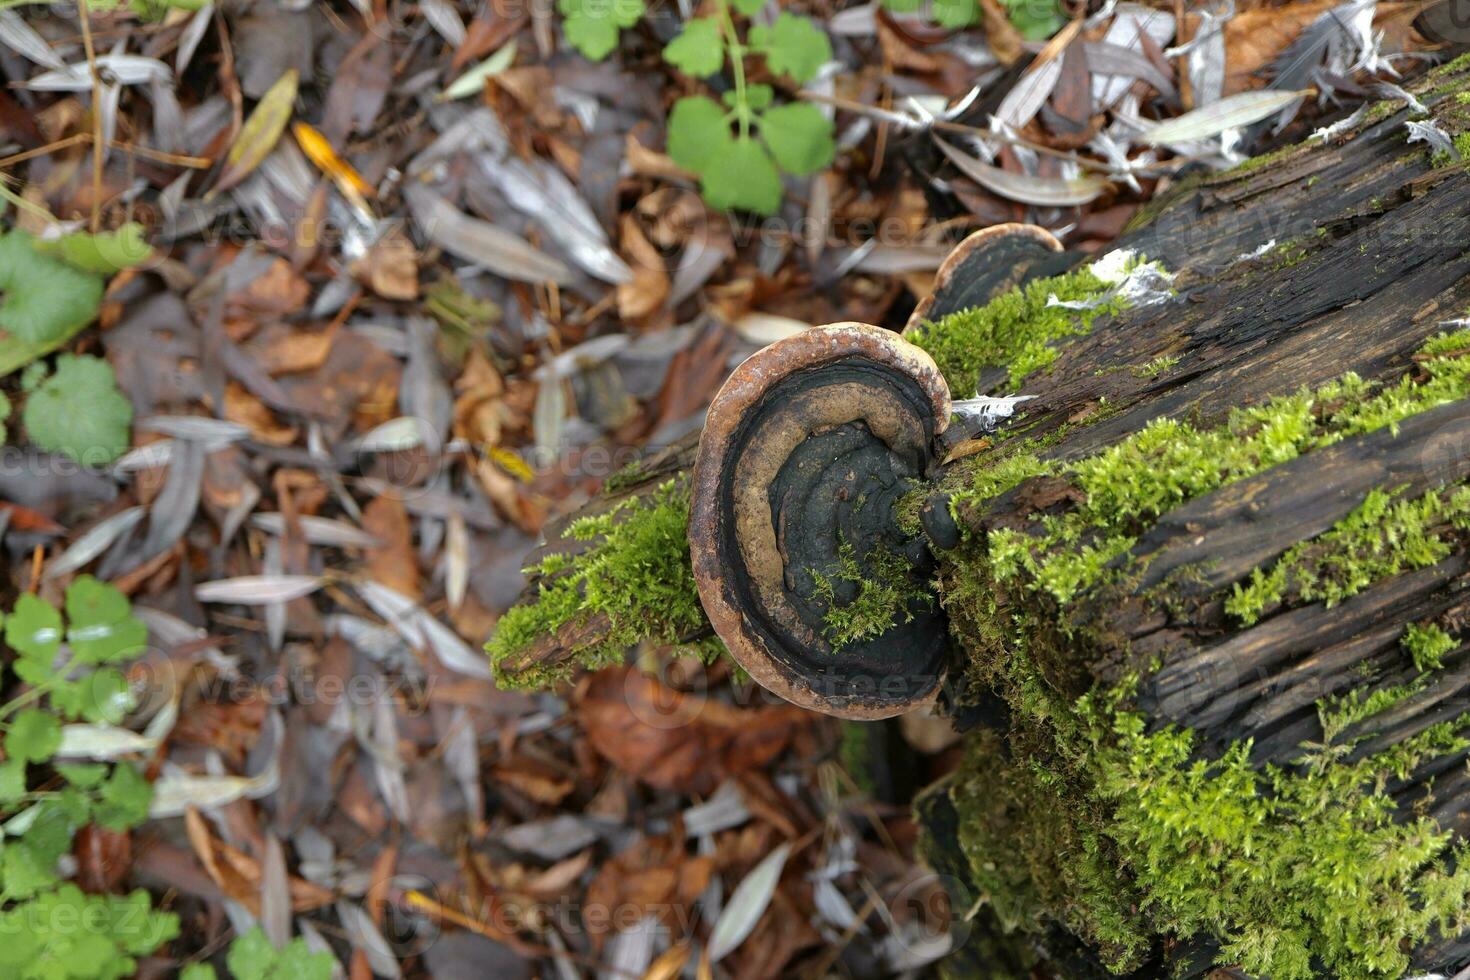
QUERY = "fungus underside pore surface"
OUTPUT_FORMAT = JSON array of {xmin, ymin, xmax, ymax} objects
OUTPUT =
[{"xmin": 930, "ymin": 329, "xmax": 1470, "ymax": 978}]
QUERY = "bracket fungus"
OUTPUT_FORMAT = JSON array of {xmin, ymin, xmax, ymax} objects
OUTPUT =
[{"xmin": 689, "ymin": 323, "xmax": 954, "ymax": 719}]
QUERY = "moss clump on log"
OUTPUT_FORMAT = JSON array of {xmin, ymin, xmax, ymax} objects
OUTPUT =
[
  {"xmin": 938, "ymin": 661, "xmax": 1470, "ymax": 978},
  {"xmin": 965, "ymin": 331, "xmax": 1470, "ymax": 609},
  {"xmin": 905, "ymin": 264, "xmax": 1127, "ymax": 395},
  {"xmin": 932, "ymin": 333, "xmax": 1470, "ymax": 977},
  {"xmin": 811, "ymin": 539, "xmax": 934, "ymax": 651},
  {"xmin": 1225, "ymin": 485, "xmax": 1470, "ymax": 625},
  {"xmin": 486, "ymin": 480, "xmax": 714, "ymax": 688}
]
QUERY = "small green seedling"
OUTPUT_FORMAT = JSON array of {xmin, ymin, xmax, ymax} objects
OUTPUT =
[{"xmin": 664, "ymin": 0, "xmax": 835, "ymax": 214}]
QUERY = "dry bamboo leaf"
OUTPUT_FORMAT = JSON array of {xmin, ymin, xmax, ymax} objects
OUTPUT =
[
  {"xmin": 194, "ymin": 575, "xmax": 324, "ymax": 605},
  {"xmin": 934, "ymin": 138, "xmax": 1109, "ymax": 207},
  {"xmin": 1141, "ymin": 89, "xmax": 1312, "ymax": 145},
  {"xmin": 707, "ymin": 843, "xmax": 791, "ymax": 964},
  {"xmin": 405, "ymin": 184, "xmax": 574, "ymax": 285},
  {"xmin": 214, "ymin": 69, "xmax": 299, "ymax": 195}
]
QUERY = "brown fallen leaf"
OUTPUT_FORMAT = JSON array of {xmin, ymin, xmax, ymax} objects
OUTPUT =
[
  {"xmin": 584, "ymin": 832, "xmax": 714, "ymax": 949},
  {"xmin": 577, "ymin": 667, "xmax": 810, "ymax": 795},
  {"xmin": 253, "ymin": 323, "xmax": 336, "ymax": 375},
  {"xmin": 351, "ymin": 226, "xmax": 420, "ymax": 300},
  {"xmin": 616, "ymin": 213, "xmax": 670, "ymax": 324},
  {"xmin": 362, "ymin": 495, "xmax": 421, "ymax": 600},
  {"xmin": 224, "ymin": 382, "xmax": 299, "ymax": 446},
  {"xmin": 492, "ymin": 756, "xmax": 575, "ymax": 806}
]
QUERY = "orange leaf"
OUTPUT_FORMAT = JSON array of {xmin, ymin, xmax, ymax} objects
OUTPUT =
[{"xmin": 293, "ymin": 120, "xmax": 376, "ymax": 200}]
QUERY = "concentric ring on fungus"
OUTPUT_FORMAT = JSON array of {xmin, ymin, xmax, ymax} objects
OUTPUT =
[{"xmin": 689, "ymin": 323, "xmax": 953, "ymax": 719}]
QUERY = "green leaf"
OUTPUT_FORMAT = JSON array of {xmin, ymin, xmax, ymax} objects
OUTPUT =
[
  {"xmin": 0, "ymin": 232, "xmax": 104, "ymax": 345},
  {"xmin": 932, "ymin": 0, "xmax": 976, "ymax": 27},
  {"xmin": 226, "ymin": 929, "xmax": 279, "ymax": 980},
  {"xmin": 52, "ymin": 668, "xmax": 133, "ymax": 725},
  {"xmin": 0, "ymin": 760, "xmax": 26, "ymax": 803},
  {"xmin": 732, "ymin": 83, "xmax": 774, "ymax": 112},
  {"xmin": 57, "ymin": 763, "xmax": 107, "ymax": 788},
  {"xmin": 275, "ymin": 939, "xmax": 336, "ymax": 980},
  {"xmin": 93, "ymin": 764, "xmax": 151, "ymax": 830},
  {"xmin": 1005, "ymin": 0, "xmax": 1062, "ymax": 40},
  {"xmin": 2, "ymin": 840, "xmax": 58, "ymax": 899},
  {"xmin": 65, "ymin": 576, "xmax": 147, "ymax": 664},
  {"xmin": 663, "ymin": 17, "xmax": 724, "ymax": 78},
  {"xmin": 880, "ymin": 0, "xmax": 923, "ymax": 11},
  {"xmin": 758, "ymin": 102, "xmax": 836, "ymax": 175},
  {"xmin": 748, "ymin": 13, "xmax": 831, "ymax": 84},
  {"xmin": 180, "ymin": 966, "xmax": 219, "ymax": 980},
  {"xmin": 19, "ymin": 361, "xmax": 45, "ymax": 392},
  {"xmin": 701, "ymin": 136, "xmax": 783, "ymax": 215},
  {"xmin": 0, "ymin": 393, "xmax": 9, "ymax": 443},
  {"xmin": 22, "ymin": 354, "xmax": 134, "ymax": 466},
  {"xmin": 6, "ymin": 709, "xmax": 60, "ymax": 764},
  {"xmin": 31, "ymin": 223, "xmax": 152, "ymax": 275},
  {"xmin": 667, "ymin": 96, "xmax": 734, "ymax": 174},
  {"xmin": 729, "ymin": 0, "xmax": 764, "ymax": 15},
  {"xmin": 5, "ymin": 593, "xmax": 61, "ymax": 667},
  {"xmin": 560, "ymin": 0, "xmax": 645, "ymax": 60},
  {"xmin": 440, "ymin": 41, "xmax": 518, "ymax": 100}
]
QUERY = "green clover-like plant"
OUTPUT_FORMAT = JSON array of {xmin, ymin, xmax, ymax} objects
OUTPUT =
[
  {"xmin": 879, "ymin": 0, "xmax": 1061, "ymax": 38},
  {"xmin": 0, "ymin": 579, "xmax": 178, "ymax": 977},
  {"xmin": 21, "ymin": 353, "xmax": 134, "ymax": 466},
  {"xmin": 180, "ymin": 928, "xmax": 335, "ymax": 980},
  {"xmin": 560, "ymin": 0, "xmax": 646, "ymax": 60},
  {"xmin": 663, "ymin": 0, "xmax": 835, "ymax": 215}
]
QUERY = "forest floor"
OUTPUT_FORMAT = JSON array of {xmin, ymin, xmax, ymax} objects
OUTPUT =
[{"xmin": 0, "ymin": 0, "xmax": 1461, "ymax": 976}]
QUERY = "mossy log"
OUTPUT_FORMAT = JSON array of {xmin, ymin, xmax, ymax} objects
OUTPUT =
[{"xmin": 490, "ymin": 54, "xmax": 1470, "ymax": 978}]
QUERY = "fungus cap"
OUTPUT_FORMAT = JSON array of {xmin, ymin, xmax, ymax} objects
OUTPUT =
[{"xmin": 689, "ymin": 323, "xmax": 953, "ymax": 719}]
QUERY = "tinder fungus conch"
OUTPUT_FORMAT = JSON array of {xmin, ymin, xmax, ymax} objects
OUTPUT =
[{"xmin": 689, "ymin": 323, "xmax": 954, "ymax": 719}]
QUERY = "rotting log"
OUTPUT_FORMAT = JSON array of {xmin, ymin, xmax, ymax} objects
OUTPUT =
[{"xmin": 489, "ymin": 54, "xmax": 1470, "ymax": 977}]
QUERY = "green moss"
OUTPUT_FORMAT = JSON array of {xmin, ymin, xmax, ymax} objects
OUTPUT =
[
  {"xmin": 602, "ymin": 457, "xmax": 649, "ymax": 493},
  {"xmin": 906, "ymin": 266, "xmax": 1125, "ymax": 396},
  {"xmin": 940, "ymin": 606, "xmax": 1470, "ymax": 979},
  {"xmin": 812, "ymin": 539, "xmax": 933, "ymax": 650},
  {"xmin": 1430, "ymin": 132, "xmax": 1470, "ymax": 168},
  {"xmin": 934, "ymin": 329, "xmax": 1470, "ymax": 979},
  {"xmin": 1317, "ymin": 678, "xmax": 1430, "ymax": 744},
  {"xmin": 945, "ymin": 451, "xmax": 1054, "ymax": 527},
  {"xmin": 1225, "ymin": 486, "xmax": 1470, "ymax": 625},
  {"xmin": 1096, "ymin": 708, "xmax": 1470, "ymax": 979},
  {"xmin": 1130, "ymin": 354, "xmax": 1178, "ymax": 379},
  {"xmin": 1271, "ymin": 239, "xmax": 1310, "ymax": 268},
  {"xmin": 486, "ymin": 480, "xmax": 712, "ymax": 688},
  {"xmin": 984, "ymin": 332, "xmax": 1470, "ymax": 608},
  {"xmin": 1223, "ymin": 142, "xmax": 1304, "ymax": 177},
  {"xmin": 1403, "ymin": 622, "xmax": 1458, "ymax": 673}
]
